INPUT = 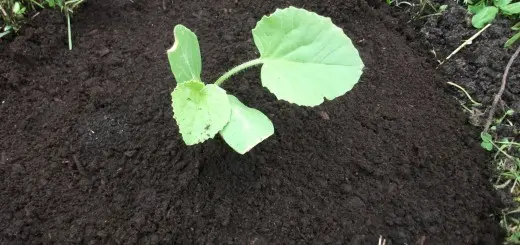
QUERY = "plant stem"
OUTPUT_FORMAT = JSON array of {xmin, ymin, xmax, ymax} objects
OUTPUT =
[
  {"xmin": 66, "ymin": 12, "xmax": 72, "ymax": 50},
  {"xmin": 63, "ymin": 0, "xmax": 85, "ymax": 50},
  {"xmin": 214, "ymin": 58, "xmax": 263, "ymax": 86},
  {"xmin": 446, "ymin": 81, "xmax": 481, "ymax": 106},
  {"xmin": 30, "ymin": 0, "xmax": 44, "ymax": 9}
]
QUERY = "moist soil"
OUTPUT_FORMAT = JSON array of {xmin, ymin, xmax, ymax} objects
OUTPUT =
[{"xmin": 0, "ymin": 0, "xmax": 504, "ymax": 244}]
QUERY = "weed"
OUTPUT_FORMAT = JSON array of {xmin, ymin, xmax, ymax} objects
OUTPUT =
[{"xmin": 451, "ymin": 81, "xmax": 520, "ymax": 243}]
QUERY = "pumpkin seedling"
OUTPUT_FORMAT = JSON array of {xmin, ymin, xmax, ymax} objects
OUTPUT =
[{"xmin": 167, "ymin": 7, "xmax": 364, "ymax": 154}]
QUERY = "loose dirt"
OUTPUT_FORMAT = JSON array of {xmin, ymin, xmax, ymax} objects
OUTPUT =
[{"xmin": 0, "ymin": 0, "xmax": 503, "ymax": 244}]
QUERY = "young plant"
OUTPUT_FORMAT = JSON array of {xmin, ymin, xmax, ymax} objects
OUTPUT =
[
  {"xmin": 0, "ymin": 0, "xmax": 84, "ymax": 49},
  {"xmin": 167, "ymin": 7, "xmax": 364, "ymax": 154},
  {"xmin": 44, "ymin": 0, "xmax": 85, "ymax": 50},
  {"xmin": 467, "ymin": 0, "xmax": 520, "ymax": 47}
]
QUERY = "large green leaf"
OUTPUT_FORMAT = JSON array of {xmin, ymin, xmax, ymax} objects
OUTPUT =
[
  {"xmin": 219, "ymin": 95, "xmax": 274, "ymax": 154},
  {"xmin": 167, "ymin": 25, "xmax": 202, "ymax": 84},
  {"xmin": 471, "ymin": 6, "xmax": 498, "ymax": 28},
  {"xmin": 252, "ymin": 7, "xmax": 364, "ymax": 106},
  {"xmin": 494, "ymin": 0, "xmax": 512, "ymax": 8},
  {"xmin": 501, "ymin": 2, "xmax": 520, "ymax": 15},
  {"xmin": 171, "ymin": 80, "xmax": 231, "ymax": 145}
]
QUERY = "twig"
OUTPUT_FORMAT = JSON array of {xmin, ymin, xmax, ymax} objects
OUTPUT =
[
  {"xmin": 438, "ymin": 24, "xmax": 491, "ymax": 66},
  {"xmin": 484, "ymin": 45, "xmax": 520, "ymax": 132}
]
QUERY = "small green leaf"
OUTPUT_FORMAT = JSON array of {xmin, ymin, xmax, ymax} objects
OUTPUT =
[
  {"xmin": 481, "ymin": 141, "xmax": 493, "ymax": 151},
  {"xmin": 481, "ymin": 132, "xmax": 493, "ymax": 142},
  {"xmin": 167, "ymin": 25, "xmax": 202, "ymax": 84},
  {"xmin": 171, "ymin": 80, "xmax": 231, "ymax": 145},
  {"xmin": 12, "ymin": 2, "xmax": 25, "ymax": 15},
  {"xmin": 480, "ymin": 132, "xmax": 494, "ymax": 151},
  {"xmin": 0, "ymin": 30, "xmax": 11, "ymax": 39},
  {"xmin": 46, "ymin": 0, "xmax": 56, "ymax": 8},
  {"xmin": 494, "ymin": 0, "xmax": 512, "ymax": 8},
  {"xmin": 512, "ymin": 22, "xmax": 520, "ymax": 31},
  {"xmin": 471, "ymin": 6, "xmax": 498, "ymax": 28},
  {"xmin": 252, "ymin": 7, "xmax": 364, "ymax": 106},
  {"xmin": 505, "ymin": 31, "xmax": 520, "ymax": 48},
  {"xmin": 439, "ymin": 5, "xmax": 448, "ymax": 12},
  {"xmin": 501, "ymin": 2, "xmax": 520, "ymax": 14},
  {"xmin": 219, "ymin": 95, "xmax": 274, "ymax": 154},
  {"xmin": 12, "ymin": 2, "xmax": 21, "ymax": 13}
]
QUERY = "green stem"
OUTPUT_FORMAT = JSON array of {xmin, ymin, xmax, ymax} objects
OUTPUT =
[
  {"xmin": 66, "ymin": 12, "xmax": 72, "ymax": 50},
  {"xmin": 491, "ymin": 141, "xmax": 516, "ymax": 160},
  {"xmin": 214, "ymin": 58, "xmax": 263, "ymax": 86},
  {"xmin": 66, "ymin": 0, "xmax": 84, "ymax": 9},
  {"xmin": 30, "ymin": 0, "xmax": 44, "ymax": 9}
]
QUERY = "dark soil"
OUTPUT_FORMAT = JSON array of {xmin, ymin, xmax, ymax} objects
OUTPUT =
[{"xmin": 0, "ymin": 0, "xmax": 504, "ymax": 244}]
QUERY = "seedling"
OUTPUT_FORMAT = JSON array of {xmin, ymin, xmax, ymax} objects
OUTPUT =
[
  {"xmin": 167, "ymin": 7, "xmax": 364, "ymax": 154},
  {"xmin": 44, "ymin": 0, "xmax": 85, "ymax": 50}
]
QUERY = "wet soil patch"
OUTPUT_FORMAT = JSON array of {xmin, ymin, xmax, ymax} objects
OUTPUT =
[{"xmin": 0, "ymin": 0, "xmax": 503, "ymax": 244}]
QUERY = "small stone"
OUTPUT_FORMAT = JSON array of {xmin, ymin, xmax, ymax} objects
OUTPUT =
[
  {"xmin": 318, "ymin": 111, "xmax": 330, "ymax": 120},
  {"xmin": 98, "ymin": 47, "xmax": 110, "ymax": 57},
  {"xmin": 102, "ymin": 149, "xmax": 113, "ymax": 158},
  {"xmin": 124, "ymin": 150, "xmax": 136, "ymax": 157},
  {"xmin": 174, "ymin": 160, "xmax": 189, "ymax": 171}
]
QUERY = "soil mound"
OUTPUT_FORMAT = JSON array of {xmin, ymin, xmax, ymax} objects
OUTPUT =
[{"xmin": 0, "ymin": 0, "xmax": 503, "ymax": 244}]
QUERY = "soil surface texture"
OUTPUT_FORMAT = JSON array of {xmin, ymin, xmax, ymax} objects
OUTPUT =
[
  {"xmin": 0, "ymin": 0, "xmax": 503, "ymax": 244},
  {"xmin": 390, "ymin": 1, "xmax": 520, "ymax": 142}
]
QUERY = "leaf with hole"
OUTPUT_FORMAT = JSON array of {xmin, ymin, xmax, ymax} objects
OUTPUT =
[
  {"xmin": 219, "ymin": 95, "xmax": 274, "ymax": 154},
  {"xmin": 252, "ymin": 7, "xmax": 364, "ymax": 106},
  {"xmin": 167, "ymin": 25, "xmax": 202, "ymax": 84},
  {"xmin": 171, "ymin": 80, "xmax": 231, "ymax": 145},
  {"xmin": 471, "ymin": 6, "xmax": 498, "ymax": 28}
]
